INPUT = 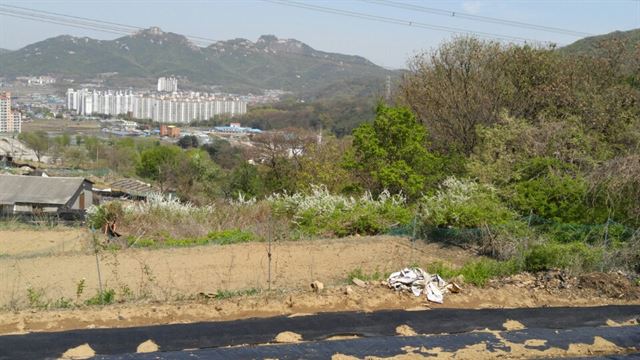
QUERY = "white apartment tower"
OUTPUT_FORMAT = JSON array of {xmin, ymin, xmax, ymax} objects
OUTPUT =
[
  {"xmin": 0, "ymin": 92, "xmax": 22, "ymax": 134},
  {"xmin": 157, "ymin": 77, "xmax": 178, "ymax": 92}
]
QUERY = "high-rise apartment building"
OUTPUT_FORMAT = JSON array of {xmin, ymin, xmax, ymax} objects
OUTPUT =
[
  {"xmin": 66, "ymin": 88, "xmax": 247, "ymax": 123},
  {"xmin": 157, "ymin": 77, "xmax": 178, "ymax": 92},
  {"xmin": 0, "ymin": 92, "xmax": 21, "ymax": 134}
]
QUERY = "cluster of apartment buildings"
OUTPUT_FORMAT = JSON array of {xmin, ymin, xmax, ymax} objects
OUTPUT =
[
  {"xmin": 0, "ymin": 92, "xmax": 22, "ymax": 134},
  {"xmin": 66, "ymin": 88, "xmax": 247, "ymax": 124},
  {"xmin": 15, "ymin": 76, "xmax": 57, "ymax": 86},
  {"xmin": 157, "ymin": 76, "xmax": 178, "ymax": 92}
]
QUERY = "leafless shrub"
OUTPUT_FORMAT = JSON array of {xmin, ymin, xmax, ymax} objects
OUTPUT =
[{"xmin": 588, "ymin": 155, "xmax": 640, "ymax": 224}]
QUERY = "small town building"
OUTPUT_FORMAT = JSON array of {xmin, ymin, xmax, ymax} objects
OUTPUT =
[
  {"xmin": 159, "ymin": 124, "xmax": 181, "ymax": 138},
  {"xmin": 0, "ymin": 174, "xmax": 94, "ymax": 219}
]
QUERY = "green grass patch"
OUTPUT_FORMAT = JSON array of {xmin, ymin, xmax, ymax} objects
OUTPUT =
[
  {"xmin": 426, "ymin": 259, "xmax": 521, "ymax": 287},
  {"xmin": 346, "ymin": 267, "xmax": 385, "ymax": 282},
  {"xmin": 129, "ymin": 229, "xmax": 257, "ymax": 248},
  {"xmin": 213, "ymin": 288, "xmax": 260, "ymax": 300}
]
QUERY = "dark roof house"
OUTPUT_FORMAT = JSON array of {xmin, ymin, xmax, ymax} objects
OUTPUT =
[{"xmin": 0, "ymin": 174, "xmax": 94, "ymax": 218}]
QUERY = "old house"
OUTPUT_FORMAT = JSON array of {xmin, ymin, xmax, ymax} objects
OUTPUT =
[{"xmin": 0, "ymin": 174, "xmax": 94, "ymax": 218}]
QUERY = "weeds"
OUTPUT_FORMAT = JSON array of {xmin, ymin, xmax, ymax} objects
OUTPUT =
[
  {"xmin": 26, "ymin": 286, "xmax": 74, "ymax": 309},
  {"xmin": 128, "ymin": 229, "xmax": 257, "ymax": 248},
  {"xmin": 213, "ymin": 288, "xmax": 260, "ymax": 300},
  {"xmin": 26, "ymin": 286, "xmax": 45, "ymax": 308},
  {"xmin": 347, "ymin": 267, "xmax": 385, "ymax": 282},
  {"xmin": 426, "ymin": 259, "xmax": 521, "ymax": 287},
  {"xmin": 75, "ymin": 278, "xmax": 86, "ymax": 301},
  {"xmin": 85, "ymin": 288, "xmax": 116, "ymax": 305}
]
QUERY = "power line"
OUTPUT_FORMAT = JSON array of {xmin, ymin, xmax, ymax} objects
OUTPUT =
[
  {"xmin": 363, "ymin": 0, "xmax": 592, "ymax": 37},
  {"xmin": 0, "ymin": 8, "xmax": 134, "ymax": 35},
  {"xmin": 262, "ymin": 0, "xmax": 553, "ymax": 45},
  {"xmin": 0, "ymin": 3, "xmax": 139, "ymax": 31},
  {"xmin": 0, "ymin": 4, "xmax": 220, "ymax": 44},
  {"xmin": 0, "ymin": 10, "xmax": 127, "ymax": 36}
]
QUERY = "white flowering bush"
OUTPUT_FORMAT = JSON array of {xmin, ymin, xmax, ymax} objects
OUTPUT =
[
  {"xmin": 228, "ymin": 192, "xmax": 257, "ymax": 206},
  {"xmin": 122, "ymin": 192, "xmax": 215, "ymax": 217},
  {"xmin": 267, "ymin": 185, "xmax": 411, "ymax": 236},
  {"xmin": 419, "ymin": 177, "xmax": 517, "ymax": 228}
]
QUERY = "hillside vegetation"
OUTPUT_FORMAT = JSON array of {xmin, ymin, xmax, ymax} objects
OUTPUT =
[
  {"xmin": 561, "ymin": 28, "xmax": 640, "ymax": 75},
  {"xmin": 14, "ymin": 33, "xmax": 640, "ymax": 278}
]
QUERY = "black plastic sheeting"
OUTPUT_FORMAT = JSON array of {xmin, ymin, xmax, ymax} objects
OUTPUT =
[
  {"xmin": 99, "ymin": 326, "xmax": 640, "ymax": 359},
  {"xmin": 1, "ymin": 305, "xmax": 638, "ymax": 359}
]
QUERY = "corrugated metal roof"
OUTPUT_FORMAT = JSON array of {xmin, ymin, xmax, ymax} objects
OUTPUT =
[
  {"xmin": 0, "ymin": 174, "xmax": 87, "ymax": 206},
  {"xmin": 110, "ymin": 178, "xmax": 157, "ymax": 196}
]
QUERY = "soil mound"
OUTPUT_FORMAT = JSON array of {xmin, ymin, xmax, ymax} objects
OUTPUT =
[{"xmin": 579, "ymin": 273, "xmax": 640, "ymax": 299}]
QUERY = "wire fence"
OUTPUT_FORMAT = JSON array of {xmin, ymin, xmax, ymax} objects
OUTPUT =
[{"xmin": 1, "ymin": 211, "xmax": 639, "ymax": 311}]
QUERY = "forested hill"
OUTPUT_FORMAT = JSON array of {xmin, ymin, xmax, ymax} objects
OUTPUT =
[
  {"xmin": 561, "ymin": 28, "xmax": 639, "ymax": 74},
  {"xmin": 0, "ymin": 27, "xmax": 394, "ymax": 96}
]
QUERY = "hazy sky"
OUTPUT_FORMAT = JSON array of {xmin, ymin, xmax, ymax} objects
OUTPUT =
[{"xmin": 0, "ymin": 0, "xmax": 638, "ymax": 68}]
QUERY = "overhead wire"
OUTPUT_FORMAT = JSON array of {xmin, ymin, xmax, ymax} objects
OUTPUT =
[
  {"xmin": 262, "ymin": 0, "xmax": 553, "ymax": 45},
  {"xmin": 362, "ymin": 0, "xmax": 592, "ymax": 37},
  {"xmin": 0, "ymin": 3, "xmax": 220, "ymax": 44},
  {"xmin": 0, "ymin": 10, "xmax": 128, "ymax": 36},
  {"xmin": 0, "ymin": 4, "xmax": 217, "ymax": 46}
]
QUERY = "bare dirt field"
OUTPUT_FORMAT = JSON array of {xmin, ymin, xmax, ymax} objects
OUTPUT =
[
  {"xmin": 22, "ymin": 118, "xmax": 101, "ymax": 135},
  {"xmin": 0, "ymin": 228, "xmax": 90, "ymax": 257},
  {"xmin": 0, "ymin": 231, "xmax": 638, "ymax": 336},
  {"xmin": 0, "ymin": 233, "xmax": 471, "ymax": 310}
]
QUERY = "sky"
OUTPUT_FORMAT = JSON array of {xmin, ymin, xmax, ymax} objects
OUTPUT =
[{"xmin": 0, "ymin": 0, "xmax": 638, "ymax": 69}]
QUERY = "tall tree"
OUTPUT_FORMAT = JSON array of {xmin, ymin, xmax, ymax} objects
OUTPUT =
[
  {"xmin": 18, "ymin": 131, "xmax": 50, "ymax": 163},
  {"xmin": 345, "ymin": 103, "xmax": 441, "ymax": 198},
  {"xmin": 400, "ymin": 37, "xmax": 507, "ymax": 155}
]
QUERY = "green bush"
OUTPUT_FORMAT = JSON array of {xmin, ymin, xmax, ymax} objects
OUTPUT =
[
  {"xmin": 87, "ymin": 201, "xmax": 124, "ymax": 230},
  {"xmin": 329, "ymin": 202, "xmax": 412, "ymax": 237},
  {"xmin": 542, "ymin": 222, "xmax": 633, "ymax": 245},
  {"xmin": 85, "ymin": 289, "xmax": 116, "ymax": 305},
  {"xmin": 270, "ymin": 186, "xmax": 412, "ymax": 237},
  {"xmin": 524, "ymin": 242, "xmax": 604, "ymax": 272},
  {"xmin": 419, "ymin": 177, "xmax": 518, "ymax": 228}
]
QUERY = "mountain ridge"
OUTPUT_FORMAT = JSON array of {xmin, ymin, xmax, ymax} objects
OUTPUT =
[{"xmin": 0, "ymin": 27, "xmax": 393, "ymax": 96}]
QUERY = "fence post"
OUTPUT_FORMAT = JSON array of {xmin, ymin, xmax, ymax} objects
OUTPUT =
[
  {"xmin": 91, "ymin": 227, "xmax": 104, "ymax": 304},
  {"xmin": 410, "ymin": 214, "xmax": 417, "ymax": 264},
  {"xmin": 267, "ymin": 213, "xmax": 272, "ymax": 291},
  {"xmin": 601, "ymin": 215, "xmax": 611, "ymax": 273}
]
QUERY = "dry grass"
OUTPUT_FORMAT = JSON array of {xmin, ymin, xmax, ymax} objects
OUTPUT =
[{"xmin": 117, "ymin": 200, "xmax": 287, "ymax": 243}]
